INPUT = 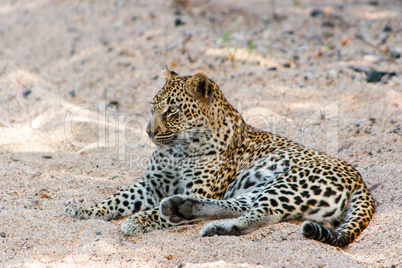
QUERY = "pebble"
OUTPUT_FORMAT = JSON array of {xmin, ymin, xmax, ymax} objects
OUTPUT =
[
  {"xmin": 366, "ymin": 70, "xmax": 383, "ymax": 83},
  {"xmin": 95, "ymin": 231, "xmax": 102, "ymax": 235},
  {"xmin": 382, "ymin": 25, "xmax": 392, "ymax": 32},
  {"xmin": 282, "ymin": 63, "xmax": 291, "ymax": 68},
  {"xmin": 328, "ymin": 69, "xmax": 338, "ymax": 78},
  {"xmin": 389, "ymin": 50, "xmax": 400, "ymax": 59},
  {"xmin": 267, "ymin": 66, "xmax": 277, "ymax": 71},
  {"xmin": 0, "ymin": 232, "xmax": 6, "ymax": 238},
  {"xmin": 310, "ymin": 9, "xmax": 323, "ymax": 18},
  {"xmin": 174, "ymin": 18, "xmax": 185, "ymax": 27},
  {"xmin": 107, "ymin": 101, "xmax": 119, "ymax": 110},
  {"xmin": 363, "ymin": 55, "xmax": 381, "ymax": 63},
  {"xmin": 68, "ymin": 90, "xmax": 75, "ymax": 97},
  {"xmin": 23, "ymin": 89, "xmax": 32, "ymax": 97}
]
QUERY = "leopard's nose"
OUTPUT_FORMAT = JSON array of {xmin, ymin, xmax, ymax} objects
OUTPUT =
[
  {"xmin": 146, "ymin": 123, "xmax": 158, "ymax": 139},
  {"xmin": 147, "ymin": 131, "xmax": 156, "ymax": 139}
]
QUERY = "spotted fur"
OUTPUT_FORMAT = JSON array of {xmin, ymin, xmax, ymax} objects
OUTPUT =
[{"xmin": 64, "ymin": 67, "xmax": 374, "ymax": 247}]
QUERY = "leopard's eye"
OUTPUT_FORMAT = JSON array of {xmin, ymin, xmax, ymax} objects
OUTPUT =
[{"xmin": 168, "ymin": 107, "xmax": 177, "ymax": 113}]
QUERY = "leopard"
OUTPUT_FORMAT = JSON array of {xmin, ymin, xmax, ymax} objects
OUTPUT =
[{"xmin": 64, "ymin": 66, "xmax": 375, "ymax": 247}]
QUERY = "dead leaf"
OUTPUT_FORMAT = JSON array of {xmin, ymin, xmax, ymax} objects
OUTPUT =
[{"xmin": 341, "ymin": 37, "xmax": 350, "ymax": 46}]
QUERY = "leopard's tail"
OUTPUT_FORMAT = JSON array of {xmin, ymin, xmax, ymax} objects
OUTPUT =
[{"xmin": 300, "ymin": 186, "xmax": 375, "ymax": 247}]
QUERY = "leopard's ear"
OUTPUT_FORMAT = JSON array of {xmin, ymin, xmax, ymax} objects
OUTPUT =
[
  {"xmin": 164, "ymin": 65, "xmax": 179, "ymax": 81},
  {"xmin": 187, "ymin": 73, "xmax": 213, "ymax": 103}
]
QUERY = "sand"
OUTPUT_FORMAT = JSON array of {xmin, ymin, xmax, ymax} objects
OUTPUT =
[{"xmin": 0, "ymin": 0, "xmax": 401, "ymax": 267}]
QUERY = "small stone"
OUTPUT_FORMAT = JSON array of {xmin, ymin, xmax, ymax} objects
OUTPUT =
[
  {"xmin": 366, "ymin": 70, "xmax": 383, "ymax": 83},
  {"xmin": 174, "ymin": 18, "xmax": 185, "ymax": 27},
  {"xmin": 282, "ymin": 63, "xmax": 291, "ymax": 68},
  {"xmin": 267, "ymin": 66, "xmax": 277, "ymax": 71},
  {"xmin": 389, "ymin": 50, "xmax": 401, "ymax": 59},
  {"xmin": 107, "ymin": 101, "xmax": 119, "ymax": 110},
  {"xmin": 23, "ymin": 89, "xmax": 32, "ymax": 97},
  {"xmin": 328, "ymin": 69, "xmax": 338, "ymax": 78},
  {"xmin": 68, "ymin": 90, "xmax": 76, "ymax": 97},
  {"xmin": 42, "ymin": 155, "xmax": 53, "ymax": 159},
  {"xmin": 0, "ymin": 232, "xmax": 6, "ymax": 238},
  {"xmin": 363, "ymin": 55, "xmax": 381, "ymax": 63},
  {"xmin": 310, "ymin": 9, "xmax": 323, "ymax": 17},
  {"xmin": 95, "ymin": 231, "xmax": 102, "ymax": 235},
  {"xmin": 382, "ymin": 25, "xmax": 392, "ymax": 32}
]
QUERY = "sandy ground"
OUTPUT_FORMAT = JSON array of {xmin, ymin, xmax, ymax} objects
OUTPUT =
[{"xmin": 0, "ymin": 0, "xmax": 401, "ymax": 267}]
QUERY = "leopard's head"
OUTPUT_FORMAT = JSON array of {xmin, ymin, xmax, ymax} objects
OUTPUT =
[{"xmin": 146, "ymin": 66, "xmax": 219, "ymax": 147}]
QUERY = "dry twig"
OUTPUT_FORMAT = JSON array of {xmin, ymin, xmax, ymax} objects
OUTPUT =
[{"xmin": 72, "ymin": 223, "xmax": 85, "ymax": 264}]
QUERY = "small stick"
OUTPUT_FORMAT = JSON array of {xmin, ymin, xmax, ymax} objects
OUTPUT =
[{"xmin": 72, "ymin": 223, "xmax": 85, "ymax": 264}]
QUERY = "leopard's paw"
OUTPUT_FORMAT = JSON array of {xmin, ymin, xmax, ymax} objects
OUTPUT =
[
  {"xmin": 64, "ymin": 203, "xmax": 108, "ymax": 220},
  {"xmin": 160, "ymin": 195, "xmax": 200, "ymax": 224},
  {"xmin": 64, "ymin": 203, "xmax": 90, "ymax": 219},
  {"xmin": 121, "ymin": 215, "xmax": 153, "ymax": 236},
  {"xmin": 200, "ymin": 219, "xmax": 242, "ymax": 236}
]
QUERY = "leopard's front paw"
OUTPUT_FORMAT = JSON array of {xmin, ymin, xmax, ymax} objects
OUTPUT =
[
  {"xmin": 121, "ymin": 215, "xmax": 153, "ymax": 236},
  {"xmin": 64, "ymin": 203, "xmax": 90, "ymax": 219}
]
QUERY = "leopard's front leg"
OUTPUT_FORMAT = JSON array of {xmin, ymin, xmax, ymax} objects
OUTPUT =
[
  {"xmin": 64, "ymin": 181, "xmax": 156, "ymax": 220},
  {"xmin": 121, "ymin": 207, "xmax": 168, "ymax": 235}
]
